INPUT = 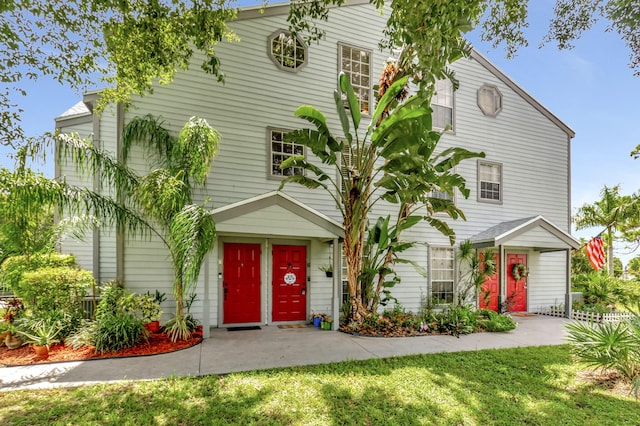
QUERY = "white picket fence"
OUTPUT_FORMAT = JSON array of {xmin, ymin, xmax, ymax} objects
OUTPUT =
[{"xmin": 537, "ymin": 307, "xmax": 635, "ymax": 323}]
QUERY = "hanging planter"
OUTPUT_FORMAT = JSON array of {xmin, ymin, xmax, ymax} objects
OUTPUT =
[{"xmin": 512, "ymin": 263, "xmax": 528, "ymax": 281}]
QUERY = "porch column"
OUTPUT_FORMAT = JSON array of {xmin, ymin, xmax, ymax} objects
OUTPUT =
[
  {"xmin": 203, "ymin": 253, "xmax": 211, "ymax": 339},
  {"xmin": 564, "ymin": 249, "xmax": 572, "ymax": 319},
  {"xmin": 498, "ymin": 245, "xmax": 505, "ymax": 310},
  {"xmin": 332, "ymin": 238, "xmax": 340, "ymax": 330}
]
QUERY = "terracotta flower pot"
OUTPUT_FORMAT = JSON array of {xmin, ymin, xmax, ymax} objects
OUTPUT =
[
  {"xmin": 33, "ymin": 344, "xmax": 49, "ymax": 360},
  {"xmin": 144, "ymin": 321, "xmax": 161, "ymax": 333}
]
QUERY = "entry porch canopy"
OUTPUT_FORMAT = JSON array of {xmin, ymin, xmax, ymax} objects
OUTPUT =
[{"xmin": 469, "ymin": 216, "xmax": 580, "ymax": 316}]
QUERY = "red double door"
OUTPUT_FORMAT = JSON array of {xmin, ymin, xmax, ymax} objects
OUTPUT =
[
  {"xmin": 223, "ymin": 243, "xmax": 307, "ymax": 324},
  {"xmin": 479, "ymin": 253, "xmax": 527, "ymax": 312}
]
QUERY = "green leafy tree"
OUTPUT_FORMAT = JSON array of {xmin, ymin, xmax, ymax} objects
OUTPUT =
[
  {"xmin": 5, "ymin": 1, "xmax": 639, "ymax": 147},
  {"xmin": 279, "ymin": 73, "xmax": 482, "ymax": 322},
  {"xmin": 574, "ymin": 185, "xmax": 640, "ymax": 276},
  {"xmin": 627, "ymin": 255, "xmax": 640, "ymax": 279},
  {"xmin": 572, "ymin": 239, "xmax": 595, "ymax": 276},
  {"xmin": 1, "ymin": 0, "xmax": 237, "ymax": 146}
]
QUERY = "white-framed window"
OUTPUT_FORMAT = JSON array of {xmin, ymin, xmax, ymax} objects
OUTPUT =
[
  {"xmin": 430, "ymin": 247, "xmax": 455, "ymax": 305},
  {"xmin": 269, "ymin": 128, "xmax": 304, "ymax": 177},
  {"xmin": 341, "ymin": 247, "xmax": 349, "ymax": 305},
  {"xmin": 478, "ymin": 161, "xmax": 502, "ymax": 202},
  {"xmin": 477, "ymin": 84, "xmax": 502, "ymax": 117},
  {"xmin": 338, "ymin": 43, "xmax": 372, "ymax": 115},
  {"xmin": 428, "ymin": 189, "xmax": 454, "ymax": 202},
  {"xmin": 432, "ymin": 79, "xmax": 454, "ymax": 130},
  {"xmin": 268, "ymin": 29, "xmax": 307, "ymax": 72}
]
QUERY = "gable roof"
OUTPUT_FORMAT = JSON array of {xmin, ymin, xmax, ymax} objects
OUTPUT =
[
  {"xmin": 212, "ymin": 191, "xmax": 343, "ymax": 238},
  {"xmin": 237, "ymin": 1, "xmax": 574, "ymax": 139},
  {"xmin": 469, "ymin": 215, "xmax": 580, "ymax": 250}
]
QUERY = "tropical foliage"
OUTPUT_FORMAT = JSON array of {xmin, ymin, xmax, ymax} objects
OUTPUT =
[
  {"xmin": 566, "ymin": 312, "xmax": 640, "ymax": 397},
  {"xmin": 456, "ymin": 240, "xmax": 496, "ymax": 306},
  {"xmin": 573, "ymin": 185, "xmax": 640, "ymax": 275},
  {"xmin": 1, "ymin": 0, "xmax": 237, "ymax": 145},
  {"xmin": 279, "ymin": 73, "xmax": 482, "ymax": 322}
]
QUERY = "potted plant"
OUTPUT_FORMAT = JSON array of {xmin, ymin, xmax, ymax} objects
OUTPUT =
[
  {"xmin": 321, "ymin": 316, "xmax": 333, "ymax": 330},
  {"xmin": 310, "ymin": 312, "xmax": 326, "ymax": 328},
  {"xmin": 1, "ymin": 297, "xmax": 25, "ymax": 349},
  {"xmin": 14, "ymin": 315, "xmax": 63, "ymax": 359},
  {"xmin": 319, "ymin": 264, "xmax": 333, "ymax": 278},
  {"xmin": 119, "ymin": 292, "xmax": 164, "ymax": 332},
  {"xmin": 137, "ymin": 294, "xmax": 163, "ymax": 333}
]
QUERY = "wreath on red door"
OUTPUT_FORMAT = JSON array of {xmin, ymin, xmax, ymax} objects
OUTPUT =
[{"xmin": 511, "ymin": 263, "xmax": 528, "ymax": 280}]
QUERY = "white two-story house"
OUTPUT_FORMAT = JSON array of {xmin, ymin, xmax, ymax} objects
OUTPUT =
[{"xmin": 55, "ymin": 1, "xmax": 579, "ymax": 336}]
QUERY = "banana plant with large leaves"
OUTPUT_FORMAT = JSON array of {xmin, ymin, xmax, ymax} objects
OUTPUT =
[{"xmin": 280, "ymin": 73, "xmax": 484, "ymax": 322}]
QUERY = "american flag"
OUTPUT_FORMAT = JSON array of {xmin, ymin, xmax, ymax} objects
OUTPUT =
[{"xmin": 585, "ymin": 235, "xmax": 606, "ymax": 271}]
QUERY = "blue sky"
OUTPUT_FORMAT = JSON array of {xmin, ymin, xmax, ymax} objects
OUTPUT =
[{"xmin": 2, "ymin": 1, "xmax": 639, "ymax": 262}]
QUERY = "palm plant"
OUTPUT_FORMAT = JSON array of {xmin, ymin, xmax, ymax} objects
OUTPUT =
[
  {"xmin": 566, "ymin": 314, "xmax": 640, "ymax": 397},
  {"xmin": 279, "ymin": 72, "xmax": 483, "ymax": 322},
  {"xmin": 574, "ymin": 185, "xmax": 640, "ymax": 275},
  {"xmin": 9, "ymin": 115, "xmax": 220, "ymax": 341},
  {"xmin": 122, "ymin": 115, "xmax": 219, "ymax": 341}
]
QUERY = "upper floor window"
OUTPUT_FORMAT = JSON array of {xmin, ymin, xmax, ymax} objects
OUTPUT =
[
  {"xmin": 269, "ymin": 128, "xmax": 304, "ymax": 177},
  {"xmin": 338, "ymin": 43, "xmax": 372, "ymax": 115},
  {"xmin": 430, "ymin": 247, "xmax": 455, "ymax": 305},
  {"xmin": 432, "ymin": 79, "xmax": 454, "ymax": 130},
  {"xmin": 269, "ymin": 29, "xmax": 307, "ymax": 72},
  {"xmin": 477, "ymin": 84, "xmax": 502, "ymax": 117},
  {"xmin": 478, "ymin": 161, "xmax": 502, "ymax": 202}
]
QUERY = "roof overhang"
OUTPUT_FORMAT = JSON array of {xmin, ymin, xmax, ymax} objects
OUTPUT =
[
  {"xmin": 469, "ymin": 216, "xmax": 580, "ymax": 251},
  {"xmin": 212, "ymin": 191, "xmax": 343, "ymax": 238}
]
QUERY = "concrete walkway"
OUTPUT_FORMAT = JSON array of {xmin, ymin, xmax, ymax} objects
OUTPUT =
[{"xmin": 0, "ymin": 315, "xmax": 569, "ymax": 392}]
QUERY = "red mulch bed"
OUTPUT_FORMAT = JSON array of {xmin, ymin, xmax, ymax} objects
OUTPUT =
[{"xmin": 0, "ymin": 326, "xmax": 202, "ymax": 366}]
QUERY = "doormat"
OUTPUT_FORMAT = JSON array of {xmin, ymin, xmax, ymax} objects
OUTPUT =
[
  {"xmin": 278, "ymin": 324, "xmax": 310, "ymax": 329},
  {"xmin": 227, "ymin": 326, "xmax": 261, "ymax": 331},
  {"xmin": 511, "ymin": 313, "xmax": 537, "ymax": 317}
]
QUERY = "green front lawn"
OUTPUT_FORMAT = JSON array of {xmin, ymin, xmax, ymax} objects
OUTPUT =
[{"xmin": 1, "ymin": 345, "xmax": 638, "ymax": 425}]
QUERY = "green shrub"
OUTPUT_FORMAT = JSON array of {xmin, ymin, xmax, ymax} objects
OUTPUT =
[
  {"xmin": 65, "ymin": 320, "xmax": 97, "ymax": 349},
  {"xmin": 1, "ymin": 253, "xmax": 76, "ymax": 295},
  {"xmin": 480, "ymin": 314, "xmax": 517, "ymax": 332},
  {"xmin": 95, "ymin": 281, "xmax": 126, "ymax": 320},
  {"xmin": 566, "ymin": 314, "xmax": 640, "ymax": 396},
  {"xmin": 18, "ymin": 266, "xmax": 94, "ymax": 316},
  {"xmin": 93, "ymin": 313, "xmax": 147, "ymax": 353}
]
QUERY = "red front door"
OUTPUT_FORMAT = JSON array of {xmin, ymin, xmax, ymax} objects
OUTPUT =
[
  {"xmin": 506, "ymin": 253, "xmax": 527, "ymax": 312},
  {"xmin": 223, "ymin": 243, "xmax": 261, "ymax": 324},
  {"xmin": 479, "ymin": 252, "xmax": 499, "ymax": 312},
  {"xmin": 272, "ymin": 245, "xmax": 307, "ymax": 322}
]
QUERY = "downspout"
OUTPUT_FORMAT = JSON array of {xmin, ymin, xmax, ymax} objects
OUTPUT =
[
  {"xmin": 565, "ymin": 249, "xmax": 572, "ymax": 318},
  {"xmin": 498, "ymin": 245, "xmax": 505, "ymax": 311},
  {"xmin": 116, "ymin": 103, "xmax": 125, "ymax": 283},
  {"xmin": 92, "ymin": 108, "xmax": 101, "ymax": 284}
]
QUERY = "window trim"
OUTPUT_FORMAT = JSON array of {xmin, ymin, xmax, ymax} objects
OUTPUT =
[
  {"xmin": 267, "ymin": 127, "xmax": 306, "ymax": 180},
  {"xmin": 268, "ymin": 29, "xmax": 308, "ymax": 73},
  {"xmin": 432, "ymin": 79, "xmax": 455, "ymax": 132},
  {"xmin": 477, "ymin": 160, "xmax": 503, "ymax": 204},
  {"xmin": 477, "ymin": 83, "xmax": 503, "ymax": 117},
  {"xmin": 337, "ymin": 42, "xmax": 373, "ymax": 117},
  {"xmin": 429, "ymin": 245, "xmax": 456, "ymax": 306}
]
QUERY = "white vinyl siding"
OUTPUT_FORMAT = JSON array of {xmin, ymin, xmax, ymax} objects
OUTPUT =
[{"xmin": 56, "ymin": 2, "xmax": 574, "ymax": 322}]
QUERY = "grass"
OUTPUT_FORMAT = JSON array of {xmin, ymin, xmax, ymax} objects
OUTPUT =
[{"xmin": 1, "ymin": 345, "xmax": 638, "ymax": 425}]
